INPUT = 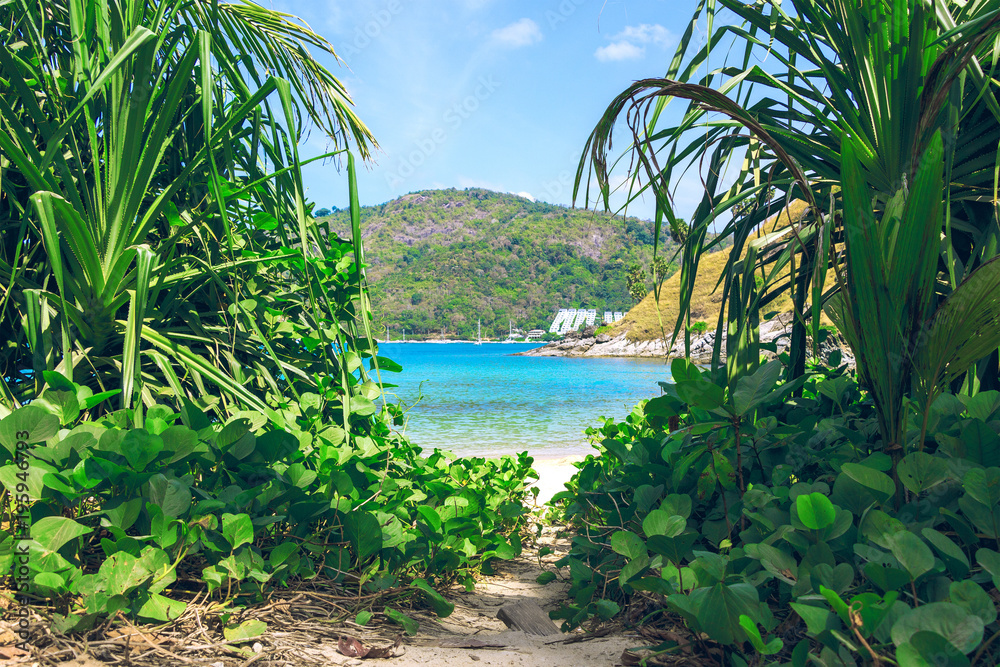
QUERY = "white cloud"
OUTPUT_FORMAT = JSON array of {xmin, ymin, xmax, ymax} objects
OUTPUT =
[
  {"xmin": 595, "ymin": 23, "xmax": 675, "ymax": 62},
  {"xmin": 595, "ymin": 41, "xmax": 645, "ymax": 62},
  {"xmin": 615, "ymin": 24, "xmax": 674, "ymax": 47},
  {"xmin": 515, "ymin": 191, "xmax": 536, "ymax": 202},
  {"xmin": 491, "ymin": 18, "xmax": 543, "ymax": 48}
]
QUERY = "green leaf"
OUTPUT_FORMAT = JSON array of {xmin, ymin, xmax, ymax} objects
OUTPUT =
[
  {"xmin": 0, "ymin": 406, "xmax": 60, "ymax": 456},
  {"xmin": 412, "ymin": 577, "xmax": 454, "ymax": 618},
  {"xmin": 962, "ymin": 467, "xmax": 1000, "ymax": 507},
  {"xmin": 643, "ymin": 510, "xmax": 685, "ymax": 537},
  {"xmin": 384, "ymin": 607, "xmax": 419, "ymax": 635},
  {"xmin": 344, "ymin": 511, "xmax": 382, "ymax": 564},
  {"xmin": 891, "ymin": 603, "xmax": 984, "ymax": 654},
  {"xmin": 648, "ymin": 533, "xmax": 697, "ymax": 564},
  {"xmin": 415, "ymin": 505, "xmax": 442, "ymax": 533},
  {"xmin": 976, "ymin": 548, "xmax": 1000, "ymax": 588},
  {"xmin": 731, "ymin": 361, "xmax": 782, "ymax": 415},
  {"xmin": 32, "ymin": 516, "xmax": 91, "ymax": 554},
  {"xmin": 223, "ymin": 619, "xmax": 267, "ymax": 643},
  {"xmin": 676, "ymin": 379, "xmax": 726, "ymax": 411},
  {"xmin": 739, "ymin": 614, "xmax": 784, "ymax": 655},
  {"xmin": 689, "ymin": 582, "xmax": 760, "ymax": 645},
  {"xmin": 888, "ymin": 532, "xmax": 934, "ymax": 581},
  {"xmin": 840, "ymin": 463, "xmax": 895, "ymax": 504},
  {"xmin": 593, "ymin": 599, "xmax": 620, "ymax": 620},
  {"xmin": 949, "ymin": 580, "xmax": 996, "ymax": 625},
  {"xmin": 921, "ymin": 528, "xmax": 969, "ymax": 579},
  {"xmin": 355, "ymin": 610, "xmax": 373, "ymax": 626},
  {"xmin": 898, "ymin": 452, "xmax": 949, "ymax": 495},
  {"xmin": 536, "ymin": 571, "xmax": 557, "ymax": 585},
  {"xmin": 146, "ymin": 475, "xmax": 191, "ymax": 519},
  {"xmin": 137, "ymin": 594, "xmax": 187, "ymax": 622},
  {"xmin": 796, "ymin": 492, "xmax": 836, "ymax": 530},
  {"xmin": 790, "ymin": 602, "xmax": 832, "ymax": 636},
  {"xmin": 120, "ymin": 430, "xmax": 164, "ymax": 471},
  {"xmin": 611, "ymin": 530, "xmax": 647, "ymax": 560},
  {"xmin": 898, "ymin": 632, "xmax": 970, "ymax": 667},
  {"xmin": 99, "ymin": 552, "xmax": 152, "ymax": 596},
  {"xmin": 221, "ymin": 513, "xmax": 254, "ymax": 551}
]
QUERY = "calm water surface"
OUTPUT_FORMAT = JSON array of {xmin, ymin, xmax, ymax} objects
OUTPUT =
[{"xmin": 376, "ymin": 342, "xmax": 670, "ymax": 458}]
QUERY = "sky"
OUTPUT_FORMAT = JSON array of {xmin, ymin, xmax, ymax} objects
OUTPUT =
[{"xmin": 272, "ymin": 0, "xmax": 708, "ymax": 221}]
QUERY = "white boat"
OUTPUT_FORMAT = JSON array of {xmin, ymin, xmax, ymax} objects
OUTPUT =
[{"xmin": 475, "ymin": 319, "xmax": 482, "ymax": 345}]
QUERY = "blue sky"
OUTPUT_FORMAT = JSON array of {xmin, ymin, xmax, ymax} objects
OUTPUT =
[{"xmin": 274, "ymin": 0, "xmax": 707, "ymax": 220}]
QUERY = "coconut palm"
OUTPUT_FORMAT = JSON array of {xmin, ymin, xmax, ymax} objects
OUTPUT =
[{"xmin": 0, "ymin": 0, "xmax": 379, "ymax": 430}]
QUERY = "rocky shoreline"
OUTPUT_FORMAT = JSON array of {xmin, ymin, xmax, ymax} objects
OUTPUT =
[{"xmin": 517, "ymin": 318, "xmax": 853, "ymax": 366}]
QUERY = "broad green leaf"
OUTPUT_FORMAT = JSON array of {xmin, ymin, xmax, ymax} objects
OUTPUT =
[
  {"xmin": 922, "ymin": 528, "xmax": 969, "ymax": 579},
  {"xmin": 898, "ymin": 633, "xmax": 970, "ymax": 667},
  {"xmin": 223, "ymin": 619, "xmax": 267, "ymax": 643},
  {"xmin": 344, "ymin": 511, "xmax": 382, "ymax": 564},
  {"xmin": 975, "ymin": 549, "xmax": 1000, "ymax": 588},
  {"xmin": 0, "ymin": 407, "xmax": 60, "ymax": 456},
  {"xmin": 739, "ymin": 614, "xmax": 784, "ymax": 655},
  {"xmin": 648, "ymin": 532, "xmax": 697, "ymax": 564},
  {"xmin": 611, "ymin": 530, "xmax": 646, "ymax": 560},
  {"xmin": 104, "ymin": 497, "xmax": 143, "ymax": 531},
  {"xmin": 888, "ymin": 532, "xmax": 934, "ymax": 581},
  {"xmin": 689, "ymin": 582, "xmax": 761, "ymax": 645},
  {"xmin": 33, "ymin": 516, "xmax": 91, "ymax": 554},
  {"xmin": 676, "ymin": 379, "xmax": 726, "ymax": 411},
  {"xmin": 891, "ymin": 603, "xmax": 983, "ymax": 654},
  {"xmin": 355, "ymin": 610, "xmax": 373, "ymax": 626},
  {"xmin": 384, "ymin": 607, "xmax": 419, "ymax": 635},
  {"xmin": 949, "ymin": 580, "xmax": 996, "ymax": 625},
  {"xmin": 415, "ymin": 505, "xmax": 442, "ymax": 533},
  {"xmin": 731, "ymin": 361, "xmax": 782, "ymax": 415},
  {"xmin": 146, "ymin": 475, "xmax": 192, "ymax": 518},
  {"xmin": 593, "ymin": 599, "xmax": 620, "ymax": 620},
  {"xmin": 840, "ymin": 463, "xmax": 895, "ymax": 504},
  {"xmin": 99, "ymin": 552, "xmax": 151, "ymax": 596},
  {"xmin": 962, "ymin": 467, "xmax": 1000, "ymax": 507},
  {"xmin": 643, "ymin": 510, "xmax": 685, "ymax": 537},
  {"xmin": 796, "ymin": 492, "xmax": 836, "ymax": 530},
  {"xmin": 120, "ymin": 430, "xmax": 163, "ymax": 471},
  {"xmin": 137, "ymin": 594, "xmax": 187, "ymax": 622},
  {"xmin": 221, "ymin": 513, "xmax": 254, "ymax": 550},
  {"xmin": 412, "ymin": 577, "xmax": 454, "ymax": 618},
  {"xmin": 898, "ymin": 452, "xmax": 949, "ymax": 495},
  {"xmin": 789, "ymin": 602, "xmax": 831, "ymax": 636}
]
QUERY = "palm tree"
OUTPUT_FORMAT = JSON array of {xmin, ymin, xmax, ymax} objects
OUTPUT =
[{"xmin": 0, "ymin": 0, "xmax": 379, "ymax": 431}]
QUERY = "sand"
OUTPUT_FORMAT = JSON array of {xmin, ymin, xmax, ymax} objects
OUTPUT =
[{"xmin": 527, "ymin": 455, "xmax": 585, "ymax": 506}]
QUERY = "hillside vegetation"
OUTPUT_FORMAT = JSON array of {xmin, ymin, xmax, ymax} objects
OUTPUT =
[
  {"xmin": 323, "ymin": 189, "xmax": 678, "ymax": 338},
  {"xmin": 610, "ymin": 202, "xmax": 819, "ymax": 342}
]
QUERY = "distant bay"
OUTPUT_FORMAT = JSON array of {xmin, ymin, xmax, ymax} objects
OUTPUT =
[{"xmin": 376, "ymin": 342, "xmax": 670, "ymax": 459}]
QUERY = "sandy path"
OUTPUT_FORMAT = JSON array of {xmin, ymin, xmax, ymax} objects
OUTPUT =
[{"xmin": 310, "ymin": 524, "xmax": 637, "ymax": 667}]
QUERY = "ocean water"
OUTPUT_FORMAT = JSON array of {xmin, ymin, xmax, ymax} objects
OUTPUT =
[{"xmin": 375, "ymin": 342, "xmax": 670, "ymax": 459}]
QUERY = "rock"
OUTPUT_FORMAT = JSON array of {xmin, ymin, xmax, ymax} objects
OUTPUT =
[{"xmin": 596, "ymin": 333, "xmax": 611, "ymax": 343}]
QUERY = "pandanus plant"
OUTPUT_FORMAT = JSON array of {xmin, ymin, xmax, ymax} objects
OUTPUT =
[
  {"xmin": 575, "ymin": 0, "xmax": 1000, "ymax": 389},
  {"xmin": 829, "ymin": 131, "xmax": 1000, "ymax": 458},
  {"xmin": 0, "ymin": 1, "xmax": 379, "ymax": 429}
]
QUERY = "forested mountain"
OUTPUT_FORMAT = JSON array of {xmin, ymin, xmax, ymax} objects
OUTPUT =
[{"xmin": 322, "ymin": 188, "xmax": 677, "ymax": 339}]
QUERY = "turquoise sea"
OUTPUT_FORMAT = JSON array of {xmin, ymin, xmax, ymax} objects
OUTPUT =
[{"xmin": 376, "ymin": 342, "xmax": 670, "ymax": 459}]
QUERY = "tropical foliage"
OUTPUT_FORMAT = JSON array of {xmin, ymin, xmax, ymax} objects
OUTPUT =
[
  {"xmin": 575, "ymin": 0, "xmax": 1000, "ymax": 387},
  {"xmin": 553, "ymin": 0, "xmax": 1000, "ymax": 664},
  {"xmin": 549, "ymin": 355, "xmax": 1000, "ymax": 665},
  {"xmin": 0, "ymin": 0, "xmax": 536, "ymax": 638}
]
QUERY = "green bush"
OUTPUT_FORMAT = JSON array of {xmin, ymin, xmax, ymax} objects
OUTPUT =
[
  {"xmin": 547, "ymin": 358, "xmax": 1000, "ymax": 665},
  {"xmin": 0, "ymin": 373, "xmax": 535, "ymax": 634}
]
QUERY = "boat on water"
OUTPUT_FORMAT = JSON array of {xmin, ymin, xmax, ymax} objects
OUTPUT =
[{"xmin": 475, "ymin": 319, "xmax": 482, "ymax": 345}]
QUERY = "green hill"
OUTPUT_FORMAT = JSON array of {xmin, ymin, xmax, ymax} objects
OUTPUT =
[{"xmin": 322, "ymin": 188, "xmax": 677, "ymax": 339}]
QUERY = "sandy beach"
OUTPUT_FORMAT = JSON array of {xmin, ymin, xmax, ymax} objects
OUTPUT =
[{"xmin": 527, "ymin": 454, "xmax": 586, "ymax": 506}]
